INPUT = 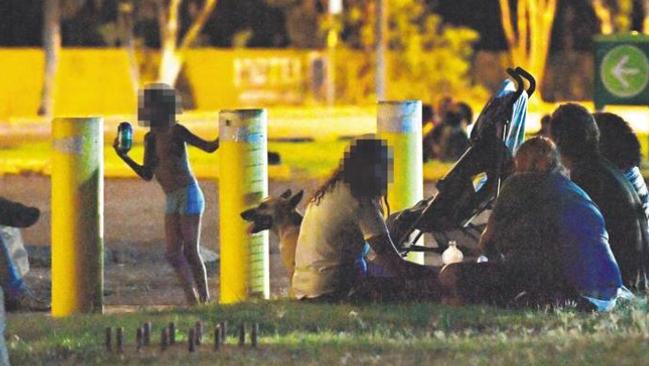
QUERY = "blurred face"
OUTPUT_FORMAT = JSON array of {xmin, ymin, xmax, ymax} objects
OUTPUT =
[
  {"xmin": 138, "ymin": 84, "xmax": 180, "ymax": 130},
  {"xmin": 343, "ymin": 139, "xmax": 392, "ymax": 199}
]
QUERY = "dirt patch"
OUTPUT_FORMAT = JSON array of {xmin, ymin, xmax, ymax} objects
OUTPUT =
[
  {"xmin": 0, "ymin": 176, "xmax": 322, "ymax": 306},
  {"xmin": 1, "ymin": 175, "xmax": 445, "ymax": 308}
]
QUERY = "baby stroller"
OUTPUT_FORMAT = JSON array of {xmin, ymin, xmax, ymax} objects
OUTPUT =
[{"xmin": 387, "ymin": 67, "xmax": 536, "ymax": 255}]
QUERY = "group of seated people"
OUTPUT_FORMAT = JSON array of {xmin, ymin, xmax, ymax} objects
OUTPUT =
[
  {"xmin": 422, "ymin": 97, "xmax": 473, "ymax": 162},
  {"xmin": 290, "ymin": 103, "xmax": 649, "ymax": 311},
  {"xmin": 1, "ymin": 103, "xmax": 647, "ymax": 314}
]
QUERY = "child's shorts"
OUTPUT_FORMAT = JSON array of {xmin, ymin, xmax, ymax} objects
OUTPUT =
[{"xmin": 165, "ymin": 181, "xmax": 205, "ymax": 216}]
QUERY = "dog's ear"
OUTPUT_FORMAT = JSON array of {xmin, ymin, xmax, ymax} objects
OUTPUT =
[
  {"xmin": 289, "ymin": 190, "xmax": 304, "ymax": 208},
  {"xmin": 280, "ymin": 189, "xmax": 292, "ymax": 199}
]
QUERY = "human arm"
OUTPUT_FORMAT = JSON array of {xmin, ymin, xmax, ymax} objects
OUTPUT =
[
  {"xmin": 476, "ymin": 213, "xmax": 496, "ymax": 257},
  {"xmin": 113, "ymin": 132, "xmax": 156, "ymax": 181},
  {"xmin": 359, "ymin": 198, "xmax": 436, "ymax": 279},
  {"xmin": 175, "ymin": 124, "xmax": 219, "ymax": 153},
  {"xmin": 366, "ymin": 233, "xmax": 437, "ymax": 279}
]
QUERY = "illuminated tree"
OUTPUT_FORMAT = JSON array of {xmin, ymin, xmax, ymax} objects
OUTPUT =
[
  {"xmin": 339, "ymin": 0, "xmax": 482, "ymax": 104},
  {"xmin": 39, "ymin": 0, "xmax": 61, "ymax": 117},
  {"xmin": 39, "ymin": 0, "xmax": 218, "ymax": 116},
  {"xmin": 498, "ymin": 0, "xmax": 558, "ymax": 100},
  {"xmin": 155, "ymin": 0, "xmax": 218, "ymax": 85},
  {"xmin": 591, "ymin": 0, "xmax": 633, "ymax": 34}
]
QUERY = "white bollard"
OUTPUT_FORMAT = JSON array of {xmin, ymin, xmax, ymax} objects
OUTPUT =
[{"xmin": 377, "ymin": 100, "xmax": 424, "ymax": 264}]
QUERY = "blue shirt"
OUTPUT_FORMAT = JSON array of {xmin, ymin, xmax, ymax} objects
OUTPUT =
[{"xmin": 492, "ymin": 172, "xmax": 625, "ymax": 310}]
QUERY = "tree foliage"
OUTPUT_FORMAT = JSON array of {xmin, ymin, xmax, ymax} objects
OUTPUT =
[{"xmin": 337, "ymin": 0, "xmax": 484, "ymax": 104}]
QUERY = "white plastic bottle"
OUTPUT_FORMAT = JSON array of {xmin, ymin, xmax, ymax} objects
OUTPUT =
[{"xmin": 442, "ymin": 240, "xmax": 464, "ymax": 265}]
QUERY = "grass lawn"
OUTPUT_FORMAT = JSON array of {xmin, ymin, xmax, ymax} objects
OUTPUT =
[
  {"xmin": 7, "ymin": 298, "xmax": 649, "ymax": 365},
  {"xmin": 0, "ymin": 140, "xmax": 456, "ymax": 181},
  {"xmin": 3, "ymin": 136, "xmax": 649, "ymax": 182}
]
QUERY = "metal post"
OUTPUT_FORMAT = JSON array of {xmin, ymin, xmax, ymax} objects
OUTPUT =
[
  {"xmin": 219, "ymin": 109, "xmax": 270, "ymax": 303},
  {"xmin": 51, "ymin": 117, "xmax": 104, "ymax": 316},
  {"xmin": 377, "ymin": 101, "xmax": 424, "ymax": 264}
]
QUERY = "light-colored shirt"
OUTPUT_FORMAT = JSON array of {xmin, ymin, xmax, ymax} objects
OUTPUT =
[{"xmin": 292, "ymin": 182, "xmax": 388, "ymax": 299}]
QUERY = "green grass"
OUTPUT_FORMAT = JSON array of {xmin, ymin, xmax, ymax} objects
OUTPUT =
[
  {"xmin": 2, "ymin": 131, "xmax": 649, "ymax": 181},
  {"xmin": 7, "ymin": 298, "xmax": 649, "ymax": 365},
  {"xmin": 0, "ymin": 139, "xmax": 455, "ymax": 181}
]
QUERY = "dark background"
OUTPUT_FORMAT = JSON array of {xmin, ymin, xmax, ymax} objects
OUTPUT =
[{"xmin": 1, "ymin": 0, "xmax": 644, "ymax": 50}]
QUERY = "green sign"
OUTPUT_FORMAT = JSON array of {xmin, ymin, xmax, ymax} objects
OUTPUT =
[{"xmin": 594, "ymin": 34, "xmax": 649, "ymax": 108}]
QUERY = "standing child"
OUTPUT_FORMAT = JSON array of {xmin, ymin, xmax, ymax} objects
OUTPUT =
[{"xmin": 114, "ymin": 84, "xmax": 219, "ymax": 305}]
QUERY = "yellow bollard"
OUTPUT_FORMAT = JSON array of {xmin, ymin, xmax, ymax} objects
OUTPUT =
[
  {"xmin": 51, "ymin": 117, "xmax": 104, "ymax": 316},
  {"xmin": 377, "ymin": 100, "xmax": 425, "ymax": 264},
  {"xmin": 219, "ymin": 109, "xmax": 270, "ymax": 303}
]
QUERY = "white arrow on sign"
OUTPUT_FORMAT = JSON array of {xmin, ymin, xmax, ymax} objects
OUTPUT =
[{"xmin": 612, "ymin": 55, "xmax": 640, "ymax": 88}]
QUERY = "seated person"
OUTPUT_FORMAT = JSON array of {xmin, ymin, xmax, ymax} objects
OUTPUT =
[
  {"xmin": 422, "ymin": 104, "xmax": 436, "ymax": 162},
  {"xmin": 456, "ymin": 102, "xmax": 474, "ymax": 131},
  {"xmin": 550, "ymin": 104, "xmax": 649, "ymax": 290},
  {"xmin": 440, "ymin": 137, "xmax": 628, "ymax": 311},
  {"xmin": 0, "ymin": 197, "xmax": 48, "ymax": 311},
  {"xmin": 423, "ymin": 101, "xmax": 473, "ymax": 163},
  {"xmin": 292, "ymin": 137, "xmax": 438, "ymax": 302},
  {"xmin": 533, "ymin": 114, "xmax": 551, "ymax": 138},
  {"xmin": 0, "ymin": 197, "xmax": 44, "ymax": 366},
  {"xmin": 593, "ymin": 112, "xmax": 649, "ymax": 220}
]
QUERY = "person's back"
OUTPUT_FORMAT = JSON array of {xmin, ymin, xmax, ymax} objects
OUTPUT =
[
  {"xmin": 293, "ymin": 181, "xmax": 374, "ymax": 299},
  {"xmin": 593, "ymin": 112, "xmax": 649, "ymax": 221},
  {"xmin": 568, "ymin": 157, "xmax": 647, "ymax": 288},
  {"xmin": 550, "ymin": 103, "xmax": 649, "ymax": 289},
  {"xmin": 489, "ymin": 171, "xmax": 623, "ymax": 302}
]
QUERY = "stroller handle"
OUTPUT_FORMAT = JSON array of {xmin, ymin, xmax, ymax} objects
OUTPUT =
[
  {"xmin": 506, "ymin": 68, "xmax": 525, "ymax": 102},
  {"xmin": 513, "ymin": 67, "xmax": 536, "ymax": 97}
]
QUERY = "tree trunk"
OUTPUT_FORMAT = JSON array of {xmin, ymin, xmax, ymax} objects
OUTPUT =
[
  {"xmin": 592, "ymin": 0, "xmax": 613, "ymax": 34},
  {"xmin": 157, "ymin": 0, "xmax": 182, "ymax": 85},
  {"xmin": 375, "ymin": 0, "xmax": 387, "ymax": 100},
  {"xmin": 39, "ymin": 0, "xmax": 61, "ymax": 117},
  {"xmin": 157, "ymin": 0, "xmax": 218, "ymax": 86},
  {"xmin": 498, "ymin": 0, "xmax": 557, "ymax": 101},
  {"xmin": 118, "ymin": 1, "xmax": 140, "ymax": 95},
  {"xmin": 644, "ymin": 0, "xmax": 649, "ymax": 33}
]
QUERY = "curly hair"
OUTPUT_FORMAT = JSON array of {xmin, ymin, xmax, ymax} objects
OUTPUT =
[
  {"xmin": 549, "ymin": 103, "xmax": 600, "ymax": 160},
  {"xmin": 593, "ymin": 112, "xmax": 641, "ymax": 170}
]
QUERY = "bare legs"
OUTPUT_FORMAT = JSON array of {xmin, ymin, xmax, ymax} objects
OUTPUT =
[
  {"xmin": 164, "ymin": 214, "xmax": 210, "ymax": 305},
  {"xmin": 180, "ymin": 215, "xmax": 210, "ymax": 303}
]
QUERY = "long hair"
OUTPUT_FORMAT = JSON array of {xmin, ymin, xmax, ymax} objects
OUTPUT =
[
  {"xmin": 310, "ymin": 138, "xmax": 392, "ymax": 215},
  {"xmin": 593, "ymin": 112, "xmax": 641, "ymax": 170},
  {"xmin": 310, "ymin": 166, "xmax": 344, "ymax": 205}
]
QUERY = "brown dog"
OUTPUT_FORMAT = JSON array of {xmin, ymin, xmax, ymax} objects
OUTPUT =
[{"xmin": 240, "ymin": 189, "xmax": 303, "ymax": 283}]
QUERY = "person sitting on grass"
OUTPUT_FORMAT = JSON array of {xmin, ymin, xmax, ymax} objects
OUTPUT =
[
  {"xmin": 549, "ymin": 104, "xmax": 649, "ymax": 290},
  {"xmin": 440, "ymin": 137, "xmax": 629, "ymax": 311},
  {"xmin": 0, "ymin": 197, "xmax": 47, "ymax": 366},
  {"xmin": 113, "ymin": 83, "xmax": 219, "ymax": 305},
  {"xmin": 593, "ymin": 112, "xmax": 649, "ymax": 221},
  {"xmin": 0, "ymin": 197, "xmax": 49, "ymax": 312},
  {"xmin": 292, "ymin": 137, "xmax": 439, "ymax": 302}
]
